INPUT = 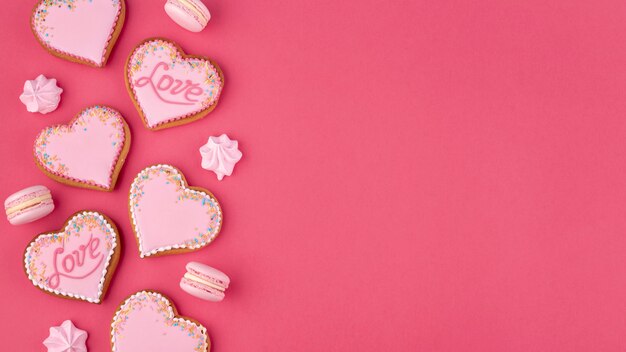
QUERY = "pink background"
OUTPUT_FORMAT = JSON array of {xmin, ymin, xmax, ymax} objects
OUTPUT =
[{"xmin": 2, "ymin": 0, "xmax": 626, "ymax": 350}]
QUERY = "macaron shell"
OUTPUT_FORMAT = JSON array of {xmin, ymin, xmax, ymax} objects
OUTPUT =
[
  {"xmin": 180, "ymin": 277, "xmax": 225, "ymax": 302},
  {"xmin": 164, "ymin": 0, "xmax": 210, "ymax": 33},
  {"xmin": 186, "ymin": 261, "xmax": 230, "ymax": 288},
  {"xmin": 8, "ymin": 201, "xmax": 54, "ymax": 225},
  {"xmin": 4, "ymin": 185, "xmax": 50, "ymax": 207}
]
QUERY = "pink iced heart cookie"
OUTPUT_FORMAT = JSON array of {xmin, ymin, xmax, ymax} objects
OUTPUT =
[
  {"xmin": 125, "ymin": 38, "xmax": 224, "ymax": 130},
  {"xmin": 31, "ymin": 0, "xmax": 125, "ymax": 67},
  {"xmin": 34, "ymin": 105, "xmax": 131, "ymax": 191},
  {"xmin": 24, "ymin": 211, "xmax": 121, "ymax": 304},
  {"xmin": 129, "ymin": 164, "xmax": 222, "ymax": 258},
  {"xmin": 111, "ymin": 291, "xmax": 210, "ymax": 351}
]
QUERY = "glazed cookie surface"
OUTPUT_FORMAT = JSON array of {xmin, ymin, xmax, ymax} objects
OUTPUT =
[
  {"xmin": 24, "ymin": 211, "xmax": 121, "ymax": 303},
  {"xmin": 125, "ymin": 38, "xmax": 224, "ymax": 130},
  {"xmin": 34, "ymin": 105, "xmax": 131, "ymax": 191},
  {"xmin": 31, "ymin": 0, "xmax": 125, "ymax": 67},
  {"xmin": 111, "ymin": 290, "xmax": 210, "ymax": 352},
  {"xmin": 129, "ymin": 164, "xmax": 222, "ymax": 257}
]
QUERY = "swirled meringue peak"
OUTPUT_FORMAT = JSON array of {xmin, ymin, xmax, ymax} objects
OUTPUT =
[
  {"xmin": 19, "ymin": 74, "xmax": 63, "ymax": 114},
  {"xmin": 43, "ymin": 320, "xmax": 88, "ymax": 352},
  {"xmin": 200, "ymin": 134, "xmax": 243, "ymax": 180}
]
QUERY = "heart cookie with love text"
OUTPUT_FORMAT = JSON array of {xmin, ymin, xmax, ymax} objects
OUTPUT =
[
  {"xmin": 34, "ymin": 105, "xmax": 131, "ymax": 191},
  {"xmin": 125, "ymin": 38, "xmax": 224, "ymax": 130},
  {"xmin": 129, "ymin": 164, "xmax": 222, "ymax": 257},
  {"xmin": 24, "ymin": 211, "xmax": 121, "ymax": 303},
  {"xmin": 31, "ymin": 0, "xmax": 125, "ymax": 67},
  {"xmin": 111, "ymin": 291, "xmax": 210, "ymax": 351}
]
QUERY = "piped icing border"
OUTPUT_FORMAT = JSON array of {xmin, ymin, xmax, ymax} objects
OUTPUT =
[
  {"xmin": 111, "ymin": 290, "xmax": 210, "ymax": 352},
  {"xmin": 23, "ymin": 211, "xmax": 119, "ymax": 304},
  {"xmin": 30, "ymin": 0, "xmax": 125, "ymax": 67},
  {"xmin": 125, "ymin": 38, "xmax": 224, "ymax": 130},
  {"xmin": 33, "ymin": 105, "xmax": 131, "ymax": 192},
  {"xmin": 129, "ymin": 164, "xmax": 223, "ymax": 258}
]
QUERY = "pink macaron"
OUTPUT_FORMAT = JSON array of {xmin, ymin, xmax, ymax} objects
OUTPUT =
[
  {"xmin": 180, "ymin": 262, "xmax": 230, "ymax": 302},
  {"xmin": 4, "ymin": 185, "xmax": 54, "ymax": 225},
  {"xmin": 164, "ymin": 0, "xmax": 211, "ymax": 33}
]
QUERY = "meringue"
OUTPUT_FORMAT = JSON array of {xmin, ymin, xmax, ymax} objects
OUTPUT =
[
  {"xmin": 200, "ymin": 134, "xmax": 243, "ymax": 180},
  {"xmin": 43, "ymin": 320, "xmax": 88, "ymax": 352},
  {"xmin": 19, "ymin": 74, "xmax": 63, "ymax": 114}
]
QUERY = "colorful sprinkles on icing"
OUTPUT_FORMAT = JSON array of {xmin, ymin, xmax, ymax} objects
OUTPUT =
[
  {"xmin": 24, "ymin": 211, "xmax": 118, "ymax": 303},
  {"xmin": 126, "ymin": 38, "xmax": 223, "ymax": 129},
  {"xmin": 31, "ymin": 0, "xmax": 123, "ymax": 66},
  {"xmin": 129, "ymin": 164, "xmax": 222, "ymax": 257},
  {"xmin": 111, "ymin": 291, "xmax": 208, "ymax": 352},
  {"xmin": 33, "ymin": 105, "xmax": 127, "ymax": 190}
]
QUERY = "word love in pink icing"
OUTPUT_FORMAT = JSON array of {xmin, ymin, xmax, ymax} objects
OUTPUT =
[
  {"xmin": 48, "ymin": 234, "xmax": 104, "ymax": 289},
  {"xmin": 126, "ymin": 38, "xmax": 224, "ymax": 130},
  {"xmin": 135, "ymin": 62, "xmax": 203, "ymax": 105},
  {"xmin": 24, "ymin": 211, "xmax": 120, "ymax": 304}
]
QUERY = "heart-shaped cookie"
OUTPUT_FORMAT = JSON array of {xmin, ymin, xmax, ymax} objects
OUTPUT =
[
  {"xmin": 111, "ymin": 291, "xmax": 210, "ymax": 351},
  {"xmin": 125, "ymin": 38, "xmax": 224, "ymax": 130},
  {"xmin": 129, "ymin": 164, "xmax": 222, "ymax": 257},
  {"xmin": 31, "ymin": 0, "xmax": 125, "ymax": 67},
  {"xmin": 34, "ymin": 105, "xmax": 131, "ymax": 191},
  {"xmin": 24, "ymin": 211, "xmax": 121, "ymax": 303}
]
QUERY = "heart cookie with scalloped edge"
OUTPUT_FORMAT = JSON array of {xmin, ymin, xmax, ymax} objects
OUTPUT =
[
  {"xmin": 34, "ymin": 105, "xmax": 131, "ymax": 191},
  {"xmin": 125, "ymin": 38, "xmax": 224, "ymax": 130},
  {"xmin": 111, "ymin": 290, "xmax": 210, "ymax": 351},
  {"xmin": 31, "ymin": 0, "xmax": 125, "ymax": 67},
  {"xmin": 129, "ymin": 164, "xmax": 222, "ymax": 258},
  {"xmin": 24, "ymin": 211, "xmax": 121, "ymax": 304}
]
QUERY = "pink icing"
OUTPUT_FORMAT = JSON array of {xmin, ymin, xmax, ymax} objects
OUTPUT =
[
  {"xmin": 24, "ymin": 211, "xmax": 118, "ymax": 303},
  {"xmin": 31, "ymin": 0, "xmax": 123, "ymax": 66},
  {"xmin": 127, "ymin": 39, "xmax": 223, "ymax": 129},
  {"xmin": 34, "ymin": 105, "xmax": 127, "ymax": 190},
  {"xmin": 111, "ymin": 291, "xmax": 208, "ymax": 352},
  {"xmin": 129, "ymin": 165, "xmax": 222, "ymax": 257}
]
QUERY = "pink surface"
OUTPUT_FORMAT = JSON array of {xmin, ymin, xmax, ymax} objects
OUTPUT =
[{"xmin": 3, "ymin": 0, "xmax": 626, "ymax": 351}]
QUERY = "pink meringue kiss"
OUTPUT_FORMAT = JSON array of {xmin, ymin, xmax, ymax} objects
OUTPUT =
[
  {"xmin": 164, "ymin": 0, "xmax": 211, "ymax": 32},
  {"xmin": 199, "ymin": 134, "xmax": 243, "ymax": 181},
  {"xmin": 43, "ymin": 320, "xmax": 88, "ymax": 352},
  {"xmin": 19, "ymin": 75, "xmax": 63, "ymax": 114}
]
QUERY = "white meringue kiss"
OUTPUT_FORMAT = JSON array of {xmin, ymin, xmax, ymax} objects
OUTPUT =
[{"xmin": 199, "ymin": 134, "xmax": 243, "ymax": 180}]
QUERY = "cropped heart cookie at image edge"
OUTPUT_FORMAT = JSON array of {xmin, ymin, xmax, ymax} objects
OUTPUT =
[
  {"xmin": 111, "ymin": 290, "xmax": 210, "ymax": 352},
  {"xmin": 33, "ymin": 105, "xmax": 131, "ymax": 191},
  {"xmin": 125, "ymin": 38, "xmax": 224, "ymax": 130},
  {"xmin": 31, "ymin": 0, "xmax": 126, "ymax": 67},
  {"xmin": 129, "ymin": 164, "xmax": 222, "ymax": 258},
  {"xmin": 23, "ymin": 211, "xmax": 121, "ymax": 304}
]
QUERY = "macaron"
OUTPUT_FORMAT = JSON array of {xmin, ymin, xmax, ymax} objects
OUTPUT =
[
  {"xmin": 164, "ymin": 0, "xmax": 211, "ymax": 33},
  {"xmin": 4, "ymin": 185, "xmax": 54, "ymax": 225},
  {"xmin": 180, "ymin": 262, "xmax": 230, "ymax": 302}
]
